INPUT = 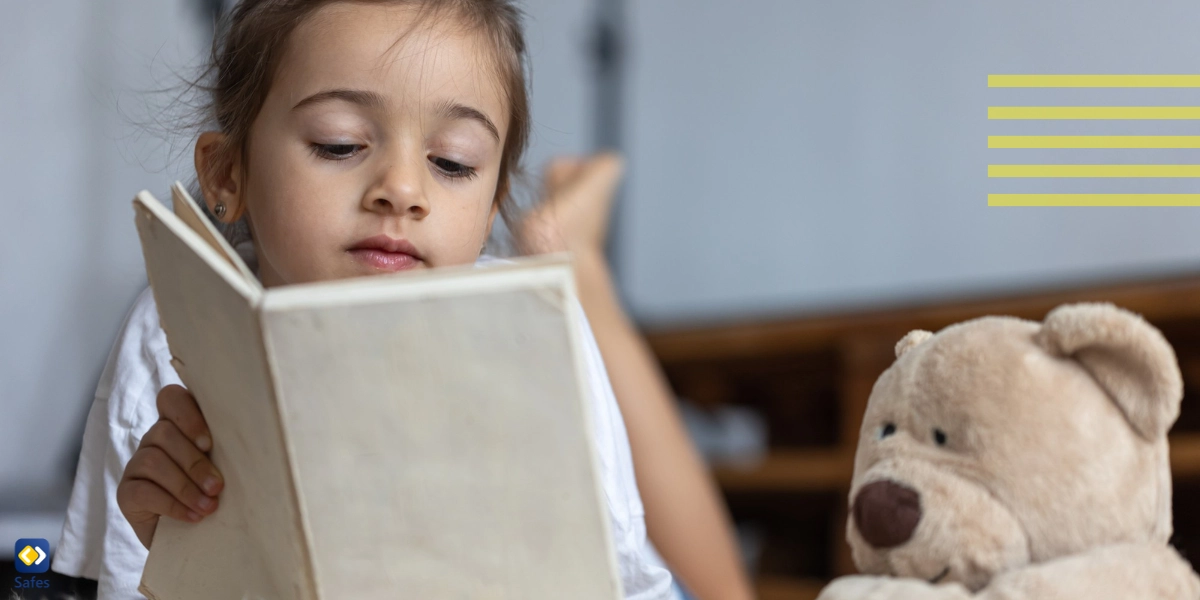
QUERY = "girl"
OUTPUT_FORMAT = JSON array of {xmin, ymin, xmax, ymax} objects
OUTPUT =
[{"xmin": 50, "ymin": 1, "xmax": 686, "ymax": 598}]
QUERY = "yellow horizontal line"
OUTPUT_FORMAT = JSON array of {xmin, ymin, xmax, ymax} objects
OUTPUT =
[
  {"xmin": 989, "ymin": 75, "xmax": 1200, "ymax": 88},
  {"xmin": 989, "ymin": 194, "xmax": 1200, "ymax": 206},
  {"xmin": 989, "ymin": 106, "xmax": 1200, "ymax": 119},
  {"xmin": 989, "ymin": 136, "xmax": 1200, "ymax": 148},
  {"xmin": 989, "ymin": 164, "xmax": 1200, "ymax": 177}
]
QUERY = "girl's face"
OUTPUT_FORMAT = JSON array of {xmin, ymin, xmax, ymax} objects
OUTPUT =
[{"xmin": 198, "ymin": 3, "xmax": 510, "ymax": 287}]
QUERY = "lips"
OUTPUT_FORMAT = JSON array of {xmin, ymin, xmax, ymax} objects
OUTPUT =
[{"xmin": 347, "ymin": 235, "xmax": 423, "ymax": 272}]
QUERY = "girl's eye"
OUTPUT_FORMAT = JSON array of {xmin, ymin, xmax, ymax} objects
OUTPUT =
[
  {"xmin": 430, "ymin": 156, "xmax": 477, "ymax": 179},
  {"xmin": 933, "ymin": 428, "xmax": 948, "ymax": 446},
  {"xmin": 878, "ymin": 422, "xmax": 897, "ymax": 440},
  {"xmin": 311, "ymin": 143, "xmax": 362, "ymax": 160}
]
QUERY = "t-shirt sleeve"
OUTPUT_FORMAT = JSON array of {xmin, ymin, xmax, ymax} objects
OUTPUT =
[
  {"xmin": 572, "ymin": 302, "xmax": 678, "ymax": 600},
  {"xmin": 52, "ymin": 288, "xmax": 182, "ymax": 599}
]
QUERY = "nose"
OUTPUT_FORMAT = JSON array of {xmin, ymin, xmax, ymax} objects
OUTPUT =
[
  {"xmin": 852, "ymin": 480, "xmax": 922, "ymax": 548},
  {"xmin": 363, "ymin": 160, "xmax": 429, "ymax": 218}
]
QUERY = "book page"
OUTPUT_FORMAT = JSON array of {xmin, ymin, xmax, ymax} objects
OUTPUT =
[
  {"xmin": 133, "ymin": 191, "xmax": 315, "ymax": 600},
  {"xmin": 259, "ymin": 262, "xmax": 622, "ymax": 599},
  {"xmin": 168, "ymin": 182, "xmax": 257, "ymax": 284}
]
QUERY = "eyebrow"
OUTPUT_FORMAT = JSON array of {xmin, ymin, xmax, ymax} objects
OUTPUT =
[
  {"xmin": 436, "ymin": 100, "xmax": 501, "ymax": 143},
  {"xmin": 292, "ymin": 90, "xmax": 500, "ymax": 143},
  {"xmin": 292, "ymin": 89, "xmax": 387, "ymax": 112}
]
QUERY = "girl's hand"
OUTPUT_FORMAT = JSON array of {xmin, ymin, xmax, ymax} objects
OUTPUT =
[
  {"xmin": 117, "ymin": 384, "xmax": 223, "ymax": 549},
  {"xmin": 516, "ymin": 152, "xmax": 624, "ymax": 257}
]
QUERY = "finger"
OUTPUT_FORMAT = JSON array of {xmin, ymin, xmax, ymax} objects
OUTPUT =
[
  {"xmin": 156, "ymin": 384, "xmax": 212, "ymax": 452},
  {"xmin": 125, "ymin": 446, "xmax": 219, "ymax": 516},
  {"xmin": 119, "ymin": 478, "xmax": 200, "ymax": 524},
  {"xmin": 117, "ymin": 479, "xmax": 196, "ymax": 549},
  {"xmin": 142, "ymin": 420, "xmax": 224, "ymax": 496}
]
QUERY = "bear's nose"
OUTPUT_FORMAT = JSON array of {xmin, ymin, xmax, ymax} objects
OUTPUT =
[{"xmin": 852, "ymin": 480, "xmax": 922, "ymax": 548}]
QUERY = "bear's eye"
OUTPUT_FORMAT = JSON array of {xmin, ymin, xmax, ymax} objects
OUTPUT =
[
  {"xmin": 933, "ymin": 428, "xmax": 948, "ymax": 446},
  {"xmin": 878, "ymin": 422, "xmax": 897, "ymax": 440}
]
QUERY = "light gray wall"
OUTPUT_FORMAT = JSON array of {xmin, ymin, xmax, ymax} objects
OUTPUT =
[
  {"xmin": 0, "ymin": 0, "xmax": 207, "ymax": 518},
  {"xmin": 521, "ymin": 0, "xmax": 597, "ymax": 176},
  {"xmin": 619, "ymin": 0, "xmax": 1200, "ymax": 325},
  {"xmin": 489, "ymin": 0, "xmax": 597, "ymax": 252}
]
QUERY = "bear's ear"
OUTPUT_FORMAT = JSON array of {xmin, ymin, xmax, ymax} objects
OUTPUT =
[
  {"xmin": 1035, "ymin": 302, "xmax": 1183, "ymax": 440},
  {"xmin": 895, "ymin": 330, "xmax": 933, "ymax": 358}
]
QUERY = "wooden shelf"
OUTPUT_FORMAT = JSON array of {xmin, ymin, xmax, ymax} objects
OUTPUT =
[
  {"xmin": 755, "ymin": 576, "xmax": 826, "ymax": 600},
  {"xmin": 715, "ymin": 436, "xmax": 1200, "ymax": 494},
  {"xmin": 713, "ymin": 450, "xmax": 853, "ymax": 492},
  {"xmin": 646, "ymin": 273, "xmax": 1200, "ymax": 586},
  {"xmin": 647, "ymin": 272, "xmax": 1200, "ymax": 363},
  {"xmin": 1172, "ymin": 434, "xmax": 1200, "ymax": 477}
]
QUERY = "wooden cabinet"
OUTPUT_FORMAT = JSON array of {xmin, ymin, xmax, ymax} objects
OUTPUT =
[{"xmin": 644, "ymin": 273, "xmax": 1200, "ymax": 599}]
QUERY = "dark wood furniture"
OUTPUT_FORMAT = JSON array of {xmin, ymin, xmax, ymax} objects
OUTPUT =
[{"xmin": 645, "ymin": 273, "xmax": 1200, "ymax": 600}]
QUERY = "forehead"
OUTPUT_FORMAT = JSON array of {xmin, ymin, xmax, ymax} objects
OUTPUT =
[{"xmin": 271, "ymin": 2, "xmax": 508, "ymax": 122}]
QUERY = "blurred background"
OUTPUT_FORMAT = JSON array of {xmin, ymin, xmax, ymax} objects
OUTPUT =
[{"xmin": 7, "ymin": 0, "xmax": 1200, "ymax": 598}]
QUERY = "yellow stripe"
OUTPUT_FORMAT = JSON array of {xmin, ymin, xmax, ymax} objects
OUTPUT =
[
  {"xmin": 988, "ymin": 106, "xmax": 1200, "ymax": 119},
  {"xmin": 989, "ymin": 164, "xmax": 1200, "ymax": 177},
  {"xmin": 989, "ymin": 194, "xmax": 1200, "ymax": 206},
  {"xmin": 988, "ymin": 136, "xmax": 1200, "ymax": 148},
  {"xmin": 988, "ymin": 75, "xmax": 1200, "ymax": 88}
]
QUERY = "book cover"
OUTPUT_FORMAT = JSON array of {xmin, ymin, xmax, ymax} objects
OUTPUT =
[{"xmin": 132, "ymin": 184, "xmax": 622, "ymax": 599}]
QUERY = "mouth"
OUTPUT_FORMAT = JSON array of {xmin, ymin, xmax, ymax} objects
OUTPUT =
[
  {"xmin": 347, "ymin": 235, "xmax": 424, "ymax": 272},
  {"xmin": 928, "ymin": 566, "xmax": 951, "ymax": 584}
]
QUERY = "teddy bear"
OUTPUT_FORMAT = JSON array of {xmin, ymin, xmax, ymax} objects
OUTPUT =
[{"xmin": 817, "ymin": 303, "xmax": 1200, "ymax": 599}]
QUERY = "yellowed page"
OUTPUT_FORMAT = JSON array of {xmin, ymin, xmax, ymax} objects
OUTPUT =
[
  {"xmin": 259, "ymin": 262, "xmax": 622, "ymax": 599},
  {"xmin": 133, "ymin": 191, "xmax": 316, "ymax": 600}
]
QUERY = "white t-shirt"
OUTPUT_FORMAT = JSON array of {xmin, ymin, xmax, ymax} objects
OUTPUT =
[{"xmin": 52, "ymin": 256, "xmax": 676, "ymax": 600}]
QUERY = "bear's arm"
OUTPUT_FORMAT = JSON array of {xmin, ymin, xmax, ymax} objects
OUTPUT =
[
  {"xmin": 816, "ymin": 544, "xmax": 1198, "ymax": 600},
  {"xmin": 816, "ymin": 575, "xmax": 972, "ymax": 600},
  {"xmin": 979, "ymin": 542, "xmax": 1199, "ymax": 600}
]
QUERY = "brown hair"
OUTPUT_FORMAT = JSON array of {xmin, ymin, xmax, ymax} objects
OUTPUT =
[{"xmin": 195, "ymin": 0, "xmax": 530, "ymax": 231}]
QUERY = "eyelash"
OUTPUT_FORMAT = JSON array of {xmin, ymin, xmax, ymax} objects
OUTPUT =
[
  {"xmin": 430, "ymin": 156, "xmax": 477, "ymax": 180},
  {"xmin": 309, "ymin": 144, "xmax": 477, "ymax": 180},
  {"xmin": 311, "ymin": 143, "xmax": 362, "ymax": 161}
]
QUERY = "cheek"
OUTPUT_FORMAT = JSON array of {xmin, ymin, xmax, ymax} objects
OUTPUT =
[
  {"xmin": 245, "ymin": 191, "xmax": 325, "ymax": 282},
  {"xmin": 243, "ymin": 157, "xmax": 346, "ymax": 282},
  {"xmin": 431, "ymin": 181, "xmax": 498, "ymax": 261}
]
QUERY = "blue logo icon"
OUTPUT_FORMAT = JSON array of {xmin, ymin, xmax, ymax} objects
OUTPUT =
[{"xmin": 14, "ymin": 539, "xmax": 50, "ymax": 573}]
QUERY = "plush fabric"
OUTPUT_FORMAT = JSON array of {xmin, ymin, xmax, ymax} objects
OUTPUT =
[{"xmin": 818, "ymin": 303, "xmax": 1200, "ymax": 599}]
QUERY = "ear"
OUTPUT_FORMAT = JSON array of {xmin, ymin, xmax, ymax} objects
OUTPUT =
[
  {"xmin": 1036, "ymin": 302, "xmax": 1183, "ymax": 440},
  {"xmin": 194, "ymin": 131, "xmax": 246, "ymax": 222},
  {"xmin": 895, "ymin": 330, "xmax": 933, "ymax": 358}
]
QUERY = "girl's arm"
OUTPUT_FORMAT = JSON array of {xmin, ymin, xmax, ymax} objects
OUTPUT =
[
  {"xmin": 519, "ymin": 154, "xmax": 755, "ymax": 600},
  {"xmin": 575, "ymin": 250, "xmax": 755, "ymax": 600}
]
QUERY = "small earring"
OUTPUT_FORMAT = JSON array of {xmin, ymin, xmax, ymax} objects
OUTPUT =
[{"xmin": 213, "ymin": 202, "xmax": 227, "ymax": 218}]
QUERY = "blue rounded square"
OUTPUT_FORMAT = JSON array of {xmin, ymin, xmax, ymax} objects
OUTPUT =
[{"xmin": 14, "ymin": 538, "xmax": 50, "ymax": 573}]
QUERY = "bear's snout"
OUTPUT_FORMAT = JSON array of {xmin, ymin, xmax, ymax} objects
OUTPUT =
[{"xmin": 853, "ymin": 480, "xmax": 922, "ymax": 548}]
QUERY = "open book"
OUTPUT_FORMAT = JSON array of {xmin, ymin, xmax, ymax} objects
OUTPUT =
[{"xmin": 132, "ymin": 183, "xmax": 623, "ymax": 599}]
